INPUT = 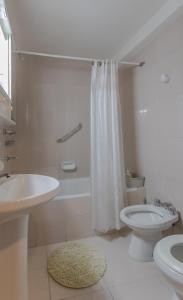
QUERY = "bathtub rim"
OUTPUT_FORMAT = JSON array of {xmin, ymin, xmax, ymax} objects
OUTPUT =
[{"xmin": 54, "ymin": 192, "xmax": 90, "ymax": 201}]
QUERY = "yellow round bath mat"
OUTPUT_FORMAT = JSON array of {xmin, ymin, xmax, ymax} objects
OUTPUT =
[{"xmin": 47, "ymin": 241, "xmax": 107, "ymax": 289}]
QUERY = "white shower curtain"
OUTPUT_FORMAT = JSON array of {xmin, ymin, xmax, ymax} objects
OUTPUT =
[{"xmin": 90, "ymin": 60, "xmax": 126, "ymax": 232}]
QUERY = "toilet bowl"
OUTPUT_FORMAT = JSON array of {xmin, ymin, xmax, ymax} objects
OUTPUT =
[
  {"xmin": 120, "ymin": 204, "xmax": 178, "ymax": 261},
  {"xmin": 154, "ymin": 235, "xmax": 183, "ymax": 300}
]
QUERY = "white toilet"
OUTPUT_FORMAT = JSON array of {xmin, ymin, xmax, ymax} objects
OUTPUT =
[
  {"xmin": 154, "ymin": 235, "xmax": 183, "ymax": 300},
  {"xmin": 120, "ymin": 204, "xmax": 178, "ymax": 261}
]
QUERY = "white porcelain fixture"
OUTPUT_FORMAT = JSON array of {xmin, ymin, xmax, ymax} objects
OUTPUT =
[
  {"xmin": 0, "ymin": 174, "xmax": 60, "ymax": 300},
  {"xmin": 120, "ymin": 204, "xmax": 178, "ymax": 261},
  {"xmin": 154, "ymin": 235, "xmax": 183, "ymax": 300}
]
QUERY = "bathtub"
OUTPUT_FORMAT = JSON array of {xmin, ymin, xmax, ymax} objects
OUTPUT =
[
  {"xmin": 55, "ymin": 177, "xmax": 90, "ymax": 200},
  {"xmin": 29, "ymin": 177, "xmax": 92, "ymax": 247}
]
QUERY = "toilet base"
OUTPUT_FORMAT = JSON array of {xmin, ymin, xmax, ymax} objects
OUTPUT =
[{"xmin": 129, "ymin": 231, "xmax": 162, "ymax": 261}]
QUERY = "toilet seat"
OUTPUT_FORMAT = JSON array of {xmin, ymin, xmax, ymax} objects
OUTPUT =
[
  {"xmin": 120, "ymin": 205, "xmax": 178, "ymax": 230},
  {"xmin": 154, "ymin": 235, "xmax": 183, "ymax": 275}
]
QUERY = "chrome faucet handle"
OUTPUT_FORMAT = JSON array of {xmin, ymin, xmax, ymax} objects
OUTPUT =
[
  {"xmin": 0, "ymin": 173, "xmax": 10, "ymax": 179},
  {"xmin": 153, "ymin": 199, "xmax": 162, "ymax": 206},
  {"xmin": 5, "ymin": 140, "xmax": 15, "ymax": 146},
  {"xmin": 7, "ymin": 156, "xmax": 18, "ymax": 161},
  {"xmin": 3, "ymin": 129, "xmax": 16, "ymax": 135},
  {"xmin": 165, "ymin": 202, "xmax": 172, "ymax": 207},
  {"xmin": 168, "ymin": 206, "xmax": 177, "ymax": 216},
  {"xmin": 0, "ymin": 156, "xmax": 18, "ymax": 161},
  {"xmin": 162, "ymin": 202, "xmax": 173, "ymax": 209}
]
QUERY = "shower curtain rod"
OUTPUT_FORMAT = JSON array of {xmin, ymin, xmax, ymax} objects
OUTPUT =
[{"xmin": 13, "ymin": 50, "xmax": 145, "ymax": 67}]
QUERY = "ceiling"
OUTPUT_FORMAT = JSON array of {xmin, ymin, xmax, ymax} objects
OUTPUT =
[{"xmin": 5, "ymin": 0, "xmax": 170, "ymax": 59}]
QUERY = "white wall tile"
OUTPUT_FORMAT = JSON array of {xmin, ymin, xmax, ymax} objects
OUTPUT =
[
  {"xmin": 120, "ymin": 15, "xmax": 183, "ymax": 221},
  {"xmin": 13, "ymin": 56, "xmax": 91, "ymax": 179}
]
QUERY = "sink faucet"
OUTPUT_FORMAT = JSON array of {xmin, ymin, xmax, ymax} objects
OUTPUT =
[
  {"xmin": 0, "ymin": 173, "xmax": 10, "ymax": 179},
  {"xmin": 153, "ymin": 199, "xmax": 162, "ymax": 206},
  {"xmin": 3, "ymin": 129, "xmax": 16, "ymax": 135},
  {"xmin": 0, "ymin": 156, "xmax": 18, "ymax": 161}
]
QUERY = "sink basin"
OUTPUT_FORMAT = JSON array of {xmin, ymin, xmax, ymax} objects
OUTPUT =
[
  {"xmin": 0, "ymin": 174, "xmax": 60, "ymax": 217},
  {"xmin": 0, "ymin": 174, "xmax": 60, "ymax": 300}
]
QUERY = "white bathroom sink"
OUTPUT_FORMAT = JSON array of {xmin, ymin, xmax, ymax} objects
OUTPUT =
[
  {"xmin": 0, "ymin": 174, "xmax": 60, "ymax": 300},
  {"xmin": 0, "ymin": 174, "xmax": 60, "ymax": 217}
]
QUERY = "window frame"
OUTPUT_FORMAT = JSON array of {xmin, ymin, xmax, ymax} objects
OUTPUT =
[{"xmin": 0, "ymin": 3, "xmax": 12, "ymax": 101}]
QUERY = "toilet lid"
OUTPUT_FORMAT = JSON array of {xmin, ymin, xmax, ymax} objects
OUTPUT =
[{"xmin": 154, "ymin": 235, "xmax": 183, "ymax": 275}]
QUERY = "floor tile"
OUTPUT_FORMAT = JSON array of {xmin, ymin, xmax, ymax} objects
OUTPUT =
[
  {"xmin": 77, "ymin": 234, "xmax": 158, "ymax": 287},
  {"xmin": 28, "ymin": 232, "xmax": 173, "ymax": 300},
  {"xmin": 103, "ymin": 254, "xmax": 158, "ymax": 287},
  {"xmin": 65, "ymin": 288, "xmax": 113, "ymax": 300},
  {"xmin": 109, "ymin": 274, "xmax": 172, "ymax": 300},
  {"xmin": 48, "ymin": 276, "xmax": 107, "ymax": 300}
]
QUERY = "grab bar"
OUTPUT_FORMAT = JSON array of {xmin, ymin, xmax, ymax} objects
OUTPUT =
[{"xmin": 57, "ymin": 123, "xmax": 82, "ymax": 143}]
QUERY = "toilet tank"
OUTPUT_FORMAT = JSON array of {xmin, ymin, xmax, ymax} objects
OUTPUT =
[{"xmin": 127, "ymin": 187, "xmax": 146, "ymax": 205}]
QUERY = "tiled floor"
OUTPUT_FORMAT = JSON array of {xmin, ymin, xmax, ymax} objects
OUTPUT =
[{"xmin": 28, "ymin": 231, "xmax": 173, "ymax": 300}]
